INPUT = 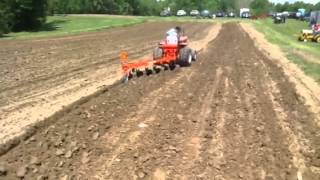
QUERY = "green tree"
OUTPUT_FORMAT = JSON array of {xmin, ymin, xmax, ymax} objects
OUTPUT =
[
  {"xmin": 218, "ymin": 0, "xmax": 235, "ymax": 11},
  {"xmin": 271, "ymin": 1, "xmax": 319, "ymax": 13},
  {"xmin": 315, "ymin": 2, "xmax": 320, "ymax": 10},
  {"xmin": 0, "ymin": 0, "xmax": 12, "ymax": 36},
  {"xmin": 250, "ymin": 0, "xmax": 270, "ymax": 15},
  {"xmin": 137, "ymin": 0, "xmax": 163, "ymax": 15},
  {"xmin": 236, "ymin": 0, "xmax": 253, "ymax": 9},
  {"xmin": 9, "ymin": 0, "xmax": 47, "ymax": 31},
  {"xmin": 45, "ymin": 0, "xmax": 320, "ymax": 17},
  {"xmin": 274, "ymin": 3, "xmax": 283, "ymax": 12}
]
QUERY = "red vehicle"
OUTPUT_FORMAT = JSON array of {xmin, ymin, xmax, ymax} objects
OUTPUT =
[
  {"xmin": 312, "ymin": 24, "xmax": 320, "ymax": 32},
  {"xmin": 120, "ymin": 28, "xmax": 197, "ymax": 82}
]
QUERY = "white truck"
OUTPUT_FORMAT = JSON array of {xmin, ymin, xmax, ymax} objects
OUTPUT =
[{"xmin": 240, "ymin": 8, "xmax": 250, "ymax": 18}]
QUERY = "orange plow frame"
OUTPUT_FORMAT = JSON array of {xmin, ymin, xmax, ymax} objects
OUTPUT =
[
  {"xmin": 119, "ymin": 52, "xmax": 150, "ymax": 76},
  {"xmin": 119, "ymin": 44, "xmax": 180, "ymax": 80}
]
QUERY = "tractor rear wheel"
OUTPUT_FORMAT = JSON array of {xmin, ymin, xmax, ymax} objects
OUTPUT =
[
  {"xmin": 316, "ymin": 36, "xmax": 320, "ymax": 43},
  {"xmin": 179, "ymin": 47, "xmax": 192, "ymax": 66},
  {"xmin": 153, "ymin": 47, "xmax": 163, "ymax": 60}
]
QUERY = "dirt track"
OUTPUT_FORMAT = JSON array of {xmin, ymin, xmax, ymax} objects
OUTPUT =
[{"xmin": 1, "ymin": 22, "xmax": 320, "ymax": 180}]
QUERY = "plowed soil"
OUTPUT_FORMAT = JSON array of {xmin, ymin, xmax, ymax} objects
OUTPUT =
[
  {"xmin": 0, "ymin": 22, "xmax": 213, "ymax": 145},
  {"xmin": 0, "ymin": 23, "xmax": 320, "ymax": 180}
]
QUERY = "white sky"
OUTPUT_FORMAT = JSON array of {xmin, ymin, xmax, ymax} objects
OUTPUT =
[{"xmin": 270, "ymin": 0, "xmax": 319, "ymax": 4}]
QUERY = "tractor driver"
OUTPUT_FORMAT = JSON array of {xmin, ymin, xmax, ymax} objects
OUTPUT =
[
  {"xmin": 312, "ymin": 24, "xmax": 320, "ymax": 35},
  {"xmin": 166, "ymin": 26, "xmax": 183, "ymax": 45}
]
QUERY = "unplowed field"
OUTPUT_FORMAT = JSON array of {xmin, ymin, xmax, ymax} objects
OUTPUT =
[{"xmin": 0, "ymin": 22, "xmax": 320, "ymax": 180}]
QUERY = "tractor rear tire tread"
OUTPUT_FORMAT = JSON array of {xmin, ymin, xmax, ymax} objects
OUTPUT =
[{"xmin": 179, "ymin": 47, "xmax": 192, "ymax": 66}]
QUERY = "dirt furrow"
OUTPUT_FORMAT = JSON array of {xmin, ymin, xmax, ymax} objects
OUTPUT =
[
  {"xmin": 92, "ymin": 71, "xmax": 190, "ymax": 179},
  {"xmin": 85, "ymin": 25, "xmax": 222, "ymax": 179},
  {"xmin": 211, "ymin": 25, "xmax": 295, "ymax": 179},
  {"xmin": 0, "ymin": 22, "xmax": 214, "ymax": 146},
  {"xmin": 0, "ymin": 22, "xmax": 320, "ymax": 180},
  {"xmin": 189, "ymin": 73, "xmax": 229, "ymax": 179},
  {"xmin": 177, "ymin": 67, "xmax": 224, "ymax": 179},
  {"xmin": 254, "ymin": 39, "xmax": 320, "ymax": 179}
]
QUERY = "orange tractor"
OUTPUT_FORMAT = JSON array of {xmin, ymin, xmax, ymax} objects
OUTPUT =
[{"xmin": 120, "ymin": 27, "xmax": 197, "ymax": 82}]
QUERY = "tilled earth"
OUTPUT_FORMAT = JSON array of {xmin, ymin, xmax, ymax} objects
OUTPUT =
[
  {"xmin": 0, "ymin": 21, "xmax": 212, "ymax": 145},
  {"xmin": 1, "ymin": 23, "xmax": 320, "ymax": 180}
]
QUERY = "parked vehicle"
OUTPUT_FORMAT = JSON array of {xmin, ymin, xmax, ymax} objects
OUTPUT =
[
  {"xmin": 310, "ymin": 11, "xmax": 320, "ymax": 25},
  {"xmin": 228, "ymin": 12, "xmax": 235, "ymax": 18},
  {"xmin": 200, "ymin": 10, "xmax": 212, "ymax": 18},
  {"xmin": 282, "ymin": 11, "xmax": 290, "ymax": 17},
  {"xmin": 304, "ymin": 12, "xmax": 311, "ymax": 22},
  {"xmin": 241, "ymin": 11, "xmax": 251, "ymax": 18},
  {"xmin": 273, "ymin": 13, "xmax": 286, "ymax": 24},
  {"xmin": 190, "ymin": 10, "xmax": 200, "ymax": 16},
  {"xmin": 160, "ymin": 10, "xmax": 171, "ymax": 17},
  {"xmin": 177, "ymin": 10, "xmax": 187, "ymax": 16},
  {"xmin": 216, "ymin": 12, "xmax": 225, "ymax": 17},
  {"xmin": 288, "ymin": 12, "xmax": 297, "ymax": 19},
  {"xmin": 296, "ymin": 8, "xmax": 306, "ymax": 20},
  {"xmin": 240, "ymin": 8, "xmax": 250, "ymax": 18}
]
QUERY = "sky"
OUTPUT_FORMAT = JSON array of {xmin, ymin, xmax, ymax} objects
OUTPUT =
[{"xmin": 270, "ymin": 0, "xmax": 319, "ymax": 4}]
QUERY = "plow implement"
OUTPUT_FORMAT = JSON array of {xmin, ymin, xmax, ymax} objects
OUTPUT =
[{"xmin": 119, "ymin": 34, "xmax": 197, "ymax": 82}]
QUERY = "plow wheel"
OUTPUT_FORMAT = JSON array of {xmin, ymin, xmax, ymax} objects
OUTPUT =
[
  {"xmin": 145, "ymin": 68, "xmax": 153, "ymax": 76},
  {"xmin": 136, "ymin": 69, "xmax": 144, "ymax": 77},
  {"xmin": 163, "ymin": 65, "xmax": 169, "ymax": 71},
  {"xmin": 153, "ymin": 66, "xmax": 162, "ymax": 74},
  {"xmin": 122, "ymin": 72, "xmax": 133, "ymax": 83},
  {"xmin": 169, "ymin": 62, "xmax": 176, "ymax": 70},
  {"xmin": 122, "ymin": 75, "xmax": 129, "ymax": 83}
]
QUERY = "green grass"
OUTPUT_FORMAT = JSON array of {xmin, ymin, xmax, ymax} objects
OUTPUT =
[
  {"xmin": 2, "ymin": 15, "xmax": 246, "ymax": 39},
  {"xmin": 252, "ymin": 19, "xmax": 320, "ymax": 83},
  {"xmin": 288, "ymin": 54, "xmax": 320, "ymax": 83},
  {"xmin": 3, "ymin": 15, "xmax": 145, "ymax": 39}
]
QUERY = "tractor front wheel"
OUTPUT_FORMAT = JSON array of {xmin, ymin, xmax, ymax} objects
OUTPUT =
[
  {"xmin": 153, "ymin": 47, "xmax": 163, "ymax": 60},
  {"xmin": 179, "ymin": 47, "xmax": 192, "ymax": 66},
  {"xmin": 298, "ymin": 35, "xmax": 305, "ymax": 41}
]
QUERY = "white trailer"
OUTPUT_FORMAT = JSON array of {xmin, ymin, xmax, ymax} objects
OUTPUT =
[{"xmin": 310, "ymin": 11, "xmax": 320, "ymax": 25}]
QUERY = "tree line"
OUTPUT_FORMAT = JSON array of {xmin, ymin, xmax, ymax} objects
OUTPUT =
[
  {"xmin": 0, "ymin": 0, "xmax": 47, "ymax": 36},
  {"xmin": 272, "ymin": 1, "xmax": 320, "ymax": 13},
  {"xmin": 0, "ymin": 0, "xmax": 241, "ymax": 36},
  {"xmin": 1, "ymin": 0, "xmax": 320, "ymax": 36}
]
